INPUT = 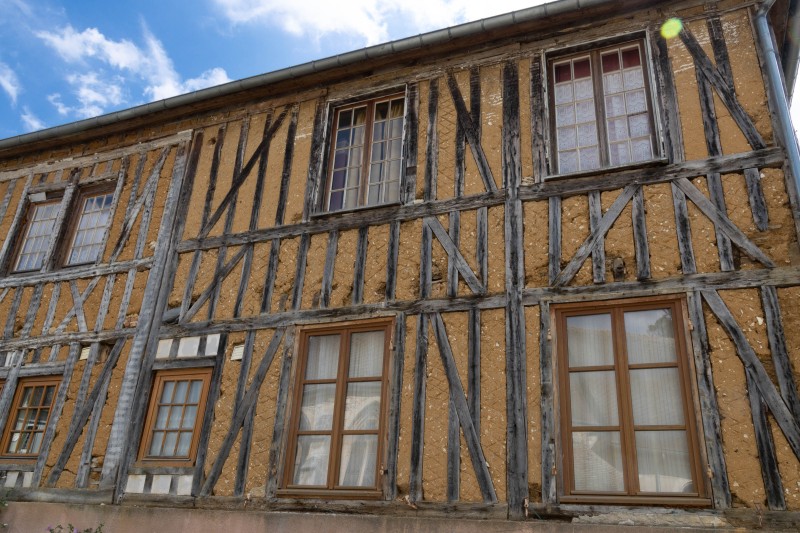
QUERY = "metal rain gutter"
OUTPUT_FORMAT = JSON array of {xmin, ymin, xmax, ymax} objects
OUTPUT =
[
  {"xmin": 781, "ymin": 0, "xmax": 800, "ymax": 98},
  {"xmin": 0, "ymin": 0, "xmax": 618, "ymax": 152},
  {"xmin": 755, "ymin": 0, "xmax": 800, "ymax": 208}
]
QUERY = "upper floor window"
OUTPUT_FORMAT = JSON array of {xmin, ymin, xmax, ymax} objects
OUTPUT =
[
  {"xmin": 555, "ymin": 297, "xmax": 707, "ymax": 504},
  {"xmin": 14, "ymin": 201, "xmax": 61, "ymax": 272},
  {"xmin": 0, "ymin": 377, "xmax": 60, "ymax": 459},
  {"xmin": 138, "ymin": 368, "xmax": 211, "ymax": 466},
  {"xmin": 65, "ymin": 190, "xmax": 114, "ymax": 266},
  {"xmin": 281, "ymin": 319, "xmax": 393, "ymax": 497},
  {"xmin": 324, "ymin": 95, "xmax": 405, "ymax": 212},
  {"xmin": 549, "ymin": 40, "xmax": 657, "ymax": 175},
  {"xmin": 9, "ymin": 184, "xmax": 115, "ymax": 274}
]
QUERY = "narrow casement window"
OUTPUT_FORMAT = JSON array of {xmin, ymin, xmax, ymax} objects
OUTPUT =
[
  {"xmin": 14, "ymin": 201, "xmax": 60, "ymax": 272},
  {"xmin": 282, "ymin": 319, "xmax": 392, "ymax": 497},
  {"xmin": 0, "ymin": 377, "xmax": 59, "ymax": 458},
  {"xmin": 65, "ymin": 190, "xmax": 114, "ymax": 265},
  {"xmin": 139, "ymin": 368, "xmax": 211, "ymax": 465},
  {"xmin": 550, "ymin": 40, "xmax": 657, "ymax": 175},
  {"xmin": 325, "ymin": 95, "xmax": 404, "ymax": 212},
  {"xmin": 556, "ymin": 298, "xmax": 707, "ymax": 504}
]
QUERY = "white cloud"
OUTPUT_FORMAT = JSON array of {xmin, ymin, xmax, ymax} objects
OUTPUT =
[
  {"xmin": 212, "ymin": 0, "xmax": 549, "ymax": 45},
  {"xmin": 20, "ymin": 106, "xmax": 45, "ymax": 132},
  {"xmin": 37, "ymin": 24, "xmax": 231, "ymax": 118},
  {"xmin": 0, "ymin": 62, "xmax": 21, "ymax": 104}
]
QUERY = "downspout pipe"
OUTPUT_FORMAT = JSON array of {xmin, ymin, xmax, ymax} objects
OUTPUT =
[{"xmin": 754, "ymin": 1, "xmax": 800, "ymax": 205}]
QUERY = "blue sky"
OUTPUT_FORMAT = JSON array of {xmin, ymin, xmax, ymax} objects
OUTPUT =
[{"xmin": 0, "ymin": 0, "xmax": 798, "ymax": 141}]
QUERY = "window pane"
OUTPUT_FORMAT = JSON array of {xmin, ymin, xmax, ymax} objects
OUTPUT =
[
  {"xmin": 167, "ymin": 406, "xmax": 182, "ymax": 429},
  {"xmin": 631, "ymin": 139, "xmax": 653, "ymax": 162},
  {"xmin": 174, "ymin": 381, "xmax": 189, "ymax": 403},
  {"xmin": 555, "ymin": 83, "xmax": 573, "ymax": 104},
  {"xmin": 626, "ymin": 89, "xmax": 647, "ymax": 114},
  {"xmin": 188, "ymin": 380, "xmax": 203, "ymax": 404},
  {"xmin": 559, "ymin": 151, "xmax": 578, "ymax": 174},
  {"xmin": 576, "ymin": 123, "xmax": 598, "ymax": 148},
  {"xmin": 573, "ymin": 58, "xmax": 591, "ymax": 78},
  {"xmin": 67, "ymin": 192, "xmax": 114, "ymax": 265},
  {"xmin": 344, "ymin": 382, "xmax": 381, "ymax": 430},
  {"xmin": 574, "ymin": 78, "xmax": 593, "ymax": 100},
  {"xmin": 558, "ymin": 127, "xmax": 577, "ymax": 150},
  {"xmin": 556, "ymin": 104, "xmax": 576, "ymax": 126},
  {"xmin": 570, "ymin": 371, "xmax": 619, "ymax": 427},
  {"xmin": 566, "ymin": 314, "xmax": 613, "ymax": 367},
  {"xmin": 623, "ymin": 68, "xmax": 644, "ymax": 90},
  {"xmin": 601, "ymin": 52, "xmax": 620, "ymax": 72},
  {"xmin": 182, "ymin": 405, "xmax": 198, "ymax": 430},
  {"xmin": 572, "ymin": 431, "xmax": 625, "ymax": 492},
  {"xmin": 554, "ymin": 62, "xmax": 571, "ymax": 83},
  {"xmin": 149, "ymin": 431, "xmax": 164, "ymax": 455},
  {"xmin": 338, "ymin": 435, "xmax": 378, "ymax": 487},
  {"xmin": 306, "ymin": 335, "xmax": 340, "ymax": 379},
  {"xmin": 161, "ymin": 381, "xmax": 175, "ymax": 403},
  {"xmin": 630, "ymin": 368, "xmax": 685, "ymax": 425},
  {"xmin": 624, "ymin": 309, "xmax": 677, "ymax": 364},
  {"xmin": 15, "ymin": 202, "xmax": 59, "ymax": 271},
  {"xmin": 293, "ymin": 435, "xmax": 331, "ymax": 486},
  {"xmin": 349, "ymin": 331, "xmax": 384, "ymax": 377},
  {"xmin": 154, "ymin": 405, "xmax": 169, "ymax": 429},
  {"xmin": 579, "ymin": 146, "xmax": 601, "ymax": 170},
  {"xmin": 176, "ymin": 432, "xmax": 192, "ymax": 457},
  {"xmin": 299, "ymin": 384, "xmax": 336, "ymax": 430},
  {"xmin": 636, "ymin": 431, "xmax": 694, "ymax": 493},
  {"xmin": 628, "ymin": 113, "xmax": 650, "ymax": 138},
  {"xmin": 163, "ymin": 431, "xmax": 178, "ymax": 456},
  {"xmin": 622, "ymin": 47, "xmax": 641, "ymax": 68}
]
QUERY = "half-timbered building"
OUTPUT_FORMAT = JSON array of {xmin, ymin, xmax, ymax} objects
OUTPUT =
[{"xmin": 0, "ymin": 0, "xmax": 799, "ymax": 530}]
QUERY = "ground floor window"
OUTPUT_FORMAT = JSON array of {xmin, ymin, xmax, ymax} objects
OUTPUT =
[
  {"xmin": 281, "ymin": 318, "xmax": 393, "ymax": 497},
  {"xmin": 555, "ymin": 296, "xmax": 707, "ymax": 503},
  {"xmin": 0, "ymin": 376, "xmax": 59, "ymax": 459}
]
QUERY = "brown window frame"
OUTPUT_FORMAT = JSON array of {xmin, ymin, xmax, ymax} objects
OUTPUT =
[
  {"xmin": 547, "ymin": 38, "xmax": 660, "ymax": 176},
  {"xmin": 137, "ymin": 367, "xmax": 212, "ymax": 467},
  {"xmin": 321, "ymin": 93, "xmax": 406, "ymax": 213},
  {"xmin": 279, "ymin": 317, "xmax": 394, "ymax": 499},
  {"xmin": 60, "ymin": 184, "xmax": 115, "ymax": 268},
  {"xmin": 0, "ymin": 376, "xmax": 60, "ymax": 461},
  {"xmin": 9, "ymin": 196, "xmax": 63, "ymax": 274},
  {"xmin": 554, "ymin": 296, "xmax": 709, "ymax": 506}
]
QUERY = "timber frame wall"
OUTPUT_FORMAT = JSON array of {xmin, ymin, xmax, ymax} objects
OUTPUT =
[{"xmin": 0, "ymin": 0, "xmax": 798, "ymax": 522}]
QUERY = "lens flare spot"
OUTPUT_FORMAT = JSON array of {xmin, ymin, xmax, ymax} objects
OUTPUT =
[{"xmin": 661, "ymin": 18, "xmax": 683, "ymax": 39}]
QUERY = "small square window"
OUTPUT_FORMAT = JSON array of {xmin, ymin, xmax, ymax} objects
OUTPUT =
[
  {"xmin": 138, "ymin": 368, "xmax": 212, "ymax": 465},
  {"xmin": 281, "ymin": 319, "xmax": 393, "ymax": 497},
  {"xmin": 323, "ymin": 95, "xmax": 405, "ymax": 212},
  {"xmin": 549, "ymin": 40, "xmax": 658, "ymax": 175},
  {"xmin": 0, "ymin": 377, "xmax": 60, "ymax": 459}
]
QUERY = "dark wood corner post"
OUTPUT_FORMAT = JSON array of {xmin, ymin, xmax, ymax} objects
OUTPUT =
[
  {"xmin": 502, "ymin": 60, "xmax": 529, "ymax": 519},
  {"xmin": 99, "ymin": 133, "xmax": 202, "ymax": 498}
]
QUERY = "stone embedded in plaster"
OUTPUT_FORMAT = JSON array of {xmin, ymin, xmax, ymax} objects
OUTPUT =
[
  {"xmin": 3, "ymin": 472, "xmax": 18, "ymax": 488},
  {"xmin": 21, "ymin": 472, "xmax": 32, "ymax": 488},
  {"xmin": 205, "ymin": 334, "xmax": 221, "ymax": 356},
  {"xmin": 176, "ymin": 475, "xmax": 193, "ymax": 496},
  {"xmin": 156, "ymin": 340, "xmax": 173, "ymax": 359},
  {"xmin": 125, "ymin": 474, "xmax": 146, "ymax": 494},
  {"xmin": 177, "ymin": 337, "xmax": 200, "ymax": 357},
  {"xmin": 151, "ymin": 474, "xmax": 173, "ymax": 494}
]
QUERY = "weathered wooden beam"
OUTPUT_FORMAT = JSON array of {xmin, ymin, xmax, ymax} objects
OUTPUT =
[
  {"xmin": 650, "ymin": 33, "xmax": 685, "ymax": 163},
  {"xmin": 175, "ymin": 149, "xmax": 784, "ymax": 253},
  {"xmin": 69, "ymin": 280, "xmax": 89, "ymax": 332},
  {"xmin": 234, "ymin": 331, "xmax": 257, "ymax": 497},
  {"xmin": 430, "ymin": 313, "xmax": 497, "ymax": 503},
  {"xmin": 631, "ymin": 186, "xmax": 651, "ymax": 280},
  {"xmin": 425, "ymin": 217, "xmax": 484, "ymax": 295},
  {"xmin": 385, "ymin": 221, "xmax": 400, "ymax": 302},
  {"xmin": 320, "ymin": 230, "xmax": 338, "ymax": 308},
  {"xmin": 702, "ymin": 290, "xmax": 800, "ymax": 460},
  {"xmin": 588, "ymin": 191, "xmax": 605, "ymax": 283},
  {"xmin": 158, "ymin": 266, "xmax": 800, "ymax": 339},
  {"xmin": 275, "ymin": 106, "xmax": 299, "ymax": 227},
  {"xmin": 539, "ymin": 300, "xmax": 556, "ymax": 505},
  {"xmin": 679, "ymin": 27, "xmax": 766, "ymax": 150},
  {"xmin": 384, "ymin": 314, "xmax": 406, "ymax": 500},
  {"xmin": 424, "ymin": 79, "xmax": 439, "ymax": 203},
  {"xmin": 745, "ymin": 369, "xmax": 786, "ymax": 510},
  {"xmin": 744, "ymin": 168, "xmax": 769, "ymax": 231},
  {"xmin": 303, "ymin": 98, "xmax": 328, "ymax": 221},
  {"xmin": 674, "ymin": 178, "xmax": 775, "ymax": 267},
  {"xmin": 200, "ymin": 328, "xmax": 286, "ymax": 496},
  {"xmin": 101, "ymin": 136, "xmax": 199, "ymax": 492},
  {"xmin": 401, "ymin": 84, "xmax": 419, "ymax": 205},
  {"xmin": 553, "ymin": 186, "xmax": 636, "ymax": 287},
  {"xmin": 182, "ymin": 246, "xmax": 250, "ymax": 322},
  {"xmin": 45, "ymin": 339, "xmax": 125, "ymax": 486},
  {"xmin": 408, "ymin": 313, "xmax": 428, "ymax": 502},
  {"xmin": 32, "ymin": 343, "xmax": 80, "ymax": 486},
  {"xmin": 265, "ymin": 330, "xmax": 295, "ymax": 499},
  {"xmin": 352, "ymin": 226, "xmax": 368, "ymax": 305},
  {"xmin": 446, "ymin": 72, "xmax": 496, "ymax": 192},
  {"xmin": 530, "ymin": 56, "xmax": 547, "ymax": 181},
  {"xmin": 760, "ymin": 286, "xmax": 800, "ymax": 420},
  {"xmin": 686, "ymin": 291, "xmax": 730, "ymax": 508},
  {"xmin": 260, "ymin": 238, "xmax": 281, "ymax": 314},
  {"xmin": 0, "ymin": 173, "xmax": 33, "ymax": 271},
  {"xmin": 199, "ymin": 108, "xmax": 288, "ymax": 238},
  {"xmin": 291, "ymin": 232, "xmax": 310, "ymax": 310},
  {"xmin": 548, "ymin": 196, "xmax": 562, "ymax": 285},
  {"xmin": 0, "ymin": 258, "xmax": 152, "ymax": 289}
]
